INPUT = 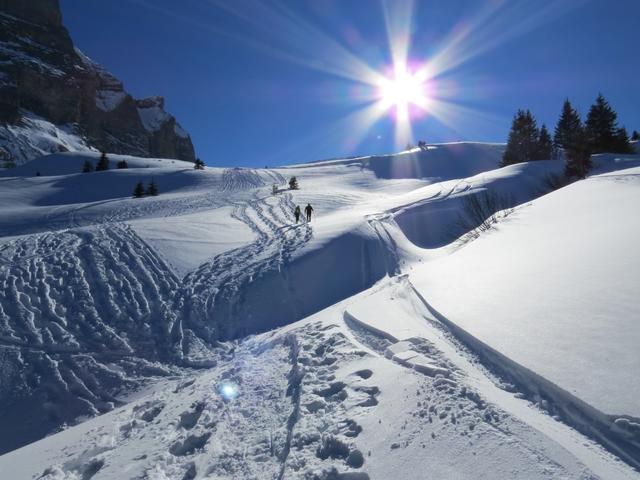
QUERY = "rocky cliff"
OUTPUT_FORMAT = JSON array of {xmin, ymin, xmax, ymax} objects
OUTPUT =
[{"xmin": 0, "ymin": 0, "xmax": 196, "ymax": 164}]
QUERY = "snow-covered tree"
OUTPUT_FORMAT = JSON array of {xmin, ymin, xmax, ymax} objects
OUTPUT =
[
  {"xmin": 116, "ymin": 159, "xmax": 128, "ymax": 169},
  {"xmin": 82, "ymin": 160, "xmax": 94, "ymax": 173},
  {"xmin": 272, "ymin": 184, "xmax": 278, "ymax": 195},
  {"xmin": 289, "ymin": 176, "xmax": 299, "ymax": 190},
  {"xmin": 96, "ymin": 152, "xmax": 109, "ymax": 171}
]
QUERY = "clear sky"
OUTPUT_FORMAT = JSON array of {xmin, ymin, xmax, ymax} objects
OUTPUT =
[{"xmin": 60, "ymin": 0, "xmax": 639, "ymax": 167}]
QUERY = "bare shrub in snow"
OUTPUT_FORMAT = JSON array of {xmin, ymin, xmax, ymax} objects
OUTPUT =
[{"xmin": 455, "ymin": 191, "xmax": 515, "ymax": 245}]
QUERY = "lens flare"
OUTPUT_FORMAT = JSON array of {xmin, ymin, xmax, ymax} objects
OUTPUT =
[{"xmin": 218, "ymin": 381, "xmax": 239, "ymax": 400}]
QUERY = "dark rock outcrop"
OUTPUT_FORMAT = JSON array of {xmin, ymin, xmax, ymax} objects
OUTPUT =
[{"xmin": 0, "ymin": 0, "xmax": 196, "ymax": 164}]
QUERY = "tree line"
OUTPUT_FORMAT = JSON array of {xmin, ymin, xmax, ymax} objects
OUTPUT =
[{"xmin": 502, "ymin": 94, "xmax": 636, "ymax": 177}]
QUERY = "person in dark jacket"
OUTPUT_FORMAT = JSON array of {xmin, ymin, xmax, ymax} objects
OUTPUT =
[
  {"xmin": 305, "ymin": 203, "xmax": 314, "ymax": 222},
  {"xmin": 294, "ymin": 205, "xmax": 301, "ymax": 223}
]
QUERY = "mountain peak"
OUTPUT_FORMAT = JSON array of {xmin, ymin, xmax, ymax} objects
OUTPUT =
[{"xmin": 0, "ymin": 1, "xmax": 196, "ymax": 164}]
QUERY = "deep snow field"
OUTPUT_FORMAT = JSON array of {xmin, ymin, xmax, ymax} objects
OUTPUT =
[{"xmin": 0, "ymin": 144, "xmax": 639, "ymax": 479}]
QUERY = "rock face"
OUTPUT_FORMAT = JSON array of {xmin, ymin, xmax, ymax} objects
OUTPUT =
[{"xmin": 0, "ymin": 0, "xmax": 196, "ymax": 164}]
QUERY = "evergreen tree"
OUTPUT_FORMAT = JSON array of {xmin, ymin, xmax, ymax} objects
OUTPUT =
[
  {"xmin": 632, "ymin": 130, "xmax": 640, "ymax": 141},
  {"xmin": 502, "ymin": 109, "xmax": 540, "ymax": 166},
  {"xmin": 565, "ymin": 128, "xmax": 591, "ymax": 178},
  {"xmin": 116, "ymin": 159, "xmax": 128, "ymax": 169},
  {"xmin": 82, "ymin": 160, "xmax": 94, "ymax": 173},
  {"xmin": 614, "ymin": 127, "xmax": 634, "ymax": 153},
  {"xmin": 585, "ymin": 94, "xmax": 630, "ymax": 153},
  {"xmin": 553, "ymin": 99, "xmax": 582, "ymax": 154},
  {"xmin": 535, "ymin": 124, "xmax": 553, "ymax": 160},
  {"xmin": 288, "ymin": 176, "xmax": 299, "ymax": 190},
  {"xmin": 95, "ymin": 152, "xmax": 109, "ymax": 171},
  {"xmin": 194, "ymin": 158, "xmax": 205, "ymax": 170},
  {"xmin": 272, "ymin": 184, "xmax": 278, "ymax": 195},
  {"xmin": 146, "ymin": 180, "xmax": 158, "ymax": 196},
  {"xmin": 133, "ymin": 181, "xmax": 145, "ymax": 198}
]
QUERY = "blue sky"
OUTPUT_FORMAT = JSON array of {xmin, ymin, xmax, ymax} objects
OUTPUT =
[{"xmin": 60, "ymin": 0, "xmax": 639, "ymax": 167}]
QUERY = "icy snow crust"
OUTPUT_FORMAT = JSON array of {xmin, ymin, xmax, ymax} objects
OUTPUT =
[{"xmin": 0, "ymin": 144, "xmax": 639, "ymax": 478}]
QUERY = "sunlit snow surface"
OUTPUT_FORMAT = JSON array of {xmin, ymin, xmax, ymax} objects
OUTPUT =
[{"xmin": 0, "ymin": 144, "xmax": 639, "ymax": 478}]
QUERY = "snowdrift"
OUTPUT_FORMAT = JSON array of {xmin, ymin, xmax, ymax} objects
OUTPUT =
[{"xmin": 290, "ymin": 142, "xmax": 505, "ymax": 181}]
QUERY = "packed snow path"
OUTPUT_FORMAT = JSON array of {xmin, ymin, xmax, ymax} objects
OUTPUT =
[{"xmin": 180, "ymin": 191, "xmax": 312, "ymax": 342}]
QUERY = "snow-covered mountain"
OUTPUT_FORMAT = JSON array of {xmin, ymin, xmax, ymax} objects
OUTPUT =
[
  {"xmin": 0, "ymin": 143, "xmax": 639, "ymax": 479},
  {"xmin": 0, "ymin": 0, "xmax": 195, "ymax": 166}
]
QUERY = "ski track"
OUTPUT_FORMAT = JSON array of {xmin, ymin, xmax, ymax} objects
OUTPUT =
[
  {"xmin": 0, "ymin": 168, "xmax": 311, "ymax": 451},
  {"xmin": 180, "ymin": 190, "xmax": 312, "ymax": 342},
  {"xmin": 2, "ymin": 165, "xmax": 638, "ymax": 476}
]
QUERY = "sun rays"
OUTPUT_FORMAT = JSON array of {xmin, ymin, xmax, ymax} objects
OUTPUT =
[{"xmin": 130, "ymin": 0, "xmax": 586, "ymax": 156}]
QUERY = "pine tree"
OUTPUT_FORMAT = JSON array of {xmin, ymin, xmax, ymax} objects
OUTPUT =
[
  {"xmin": 288, "ymin": 176, "xmax": 299, "ymax": 190},
  {"xmin": 585, "ymin": 94, "xmax": 629, "ymax": 153},
  {"xmin": 194, "ymin": 158, "xmax": 205, "ymax": 170},
  {"xmin": 82, "ymin": 160, "xmax": 94, "ymax": 173},
  {"xmin": 502, "ymin": 109, "xmax": 540, "ymax": 166},
  {"xmin": 95, "ymin": 152, "xmax": 109, "ymax": 171},
  {"xmin": 535, "ymin": 124, "xmax": 553, "ymax": 160},
  {"xmin": 565, "ymin": 128, "xmax": 591, "ymax": 178},
  {"xmin": 133, "ymin": 181, "xmax": 145, "ymax": 198},
  {"xmin": 553, "ymin": 99, "xmax": 582, "ymax": 154},
  {"xmin": 632, "ymin": 130, "xmax": 640, "ymax": 141},
  {"xmin": 146, "ymin": 180, "xmax": 158, "ymax": 196},
  {"xmin": 116, "ymin": 159, "xmax": 128, "ymax": 169},
  {"xmin": 614, "ymin": 127, "xmax": 634, "ymax": 153},
  {"xmin": 272, "ymin": 184, "xmax": 278, "ymax": 195}
]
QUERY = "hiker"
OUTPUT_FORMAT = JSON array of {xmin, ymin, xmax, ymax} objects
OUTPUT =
[
  {"xmin": 294, "ymin": 205, "xmax": 301, "ymax": 223},
  {"xmin": 305, "ymin": 203, "xmax": 314, "ymax": 222}
]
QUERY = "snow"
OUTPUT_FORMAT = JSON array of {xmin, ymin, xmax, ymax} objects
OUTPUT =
[
  {"xmin": 95, "ymin": 89, "xmax": 127, "ymax": 112},
  {"xmin": 131, "ymin": 208, "xmax": 257, "ymax": 276},
  {"xmin": 137, "ymin": 101, "xmax": 171, "ymax": 133},
  {"xmin": 1, "ymin": 281, "xmax": 637, "ymax": 479},
  {"xmin": 0, "ymin": 143, "xmax": 639, "ymax": 476},
  {"xmin": 0, "ymin": 40, "xmax": 65, "ymax": 77},
  {"xmin": 0, "ymin": 111, "xmax": 95, "ymax": 166},
  {"xmin": 410, "ymin": 164, "xmax": 640, "ymax": 418}
]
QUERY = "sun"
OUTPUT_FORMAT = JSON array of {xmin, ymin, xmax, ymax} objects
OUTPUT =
[{"xmin": 378, "ymin": 63, "xmax": 430, "ymax": 119}]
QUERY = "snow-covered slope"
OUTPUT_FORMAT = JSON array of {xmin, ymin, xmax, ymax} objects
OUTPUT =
[
  {"xmin": 0, "ymin": 111, "xmax": 96, "ymax": 166},
  {"xmin": 1, "ymin": 143, "xmax": 639, "ymax": 478}
]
